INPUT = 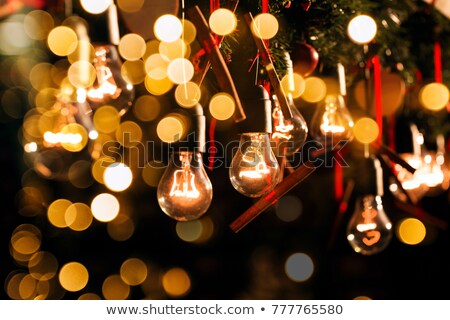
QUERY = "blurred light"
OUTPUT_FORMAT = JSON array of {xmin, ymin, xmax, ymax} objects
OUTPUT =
[
  {"xmin": 34, "ymin": 87, "xmax": 58, "ymax": 112},
  {"xmin": 419, "ymin": 82, "xmax": 449, "ymax": 111},
  {"xmin": 143, "ymin": 40, "xmax": 161, "ymax": 60},
  {"xmin": 182, "ymin": 20, "xmax": 197, "ymax": 44},
  {"xmin": 144, "ymin": 75, "xmax": 173, "ymax": 95},
  {"xmin": 93, "ymin": 106, "xmax": 120, "ymax": 133},
  {"xmin": 88, "ymin": 130, "xmax": 99, "ymax": 140},
  {"xmin": 67, "ymin": 40, "xmax": 95, "ymax": 64},
  {"xmin": 302, "ymin": 77, "xmax": 327, "ymax": 103},
  {"xmin": 107, "ymin": 214, "xmax": 135, "ymax": 241},
  {"xmin": 78, "ymin": 293, "xmax": 101, "ymax": 300},
  {"xmin": 121, "ymin": 60, "xmax": 146, "ymax": 84},
  {"xmin": 209, "ymin": 9, "xmax": 237, "ymax": 36},
  {"xmin": 80, "ymin": 0, "xmax": 112, "ymax": 14},
  {"xmin": 120, "ymin": 258, "xmax": 148, "ymax": 286},
  {"xmin": 353, "ymin": 117, "xmax": 379, "ymax": 144},
  {"xmin": 347, "ymin": 15, "xmax": 377, "ymax": 44},
  {"xmin": 176, "ymin": 220, "xmax": 203, "ymax": 242},
  {"xmin": 28, "ymin": 251, "xmax": 58, "ymax": 281},
  {"xmin": 19, "ymin": 274, "xmax": 38, "ymax": 300},
  {"xmin": 285, "ymin": 252, "xmax": 314, "ymax": 282},
  {"xmin": 281, "ymin": 73, "xmax": 305, "ymax": 98},
  {"xmin": 91, "ymin": 193, "xmax": 120, "ymax": 222},
  {"xmin": 24, "ymin": 10, "xmax": 55, "ymax": 40},
  {"xmin": 47, "ymin": 26, "xmax": 78, "ymax": 56},
  {"xmin": 102, "ymin": 275, "xmax": 130, "ymax": 300},
  {"xmin": 118, "ymin": 33, "xmax": 146, "ymax": 61},
  {"xmin": 157, "ymin": 116, "xmax": 185, "ymax": 143},
  {"xmin": 162, "ymin": 268, "xmax": 191, "ymax": 297},
  {"xmin": 354, "ymin": 296, "xmax": 372, "ymax": 300},
  {"xmin": 115, "ymin": 121, "xmax": 143, "ymax": 147},
  {"xmin": 117, "ymin": 0, "xmax": 144, "ymax": 13},
  {"xmin": 154, "ymin": 15, "xmax": 182, "ymax": 43},
  {"xmin": 175, "ymin": 82, "xmax": 201, "ymax": 108},
  {"xmin": 24, "ymin": 142, "xmax": 38, "ymax": 153},
  {"xmin": 61, "ymin": 124, "xmax": 89, "ymax": 152},
  {"xmin": 209, "ymin": 93, "xmax": 235, "ymax": 120},
  {"xmin": 133, "ymin": 95, "xmax": 161, "ymax": 121},
  {"xmin": 251, "ymin": 13, "xmax": 279, "ymax": 40},
  {"xmin": 92, "ymin": 156, "xmax": 116, "ymax": 184},
  {"xmin": 145, "ymin": 53, "xmax": 169, "ymax": 80},
  {"xmin": 59, "ymin": 262, "xmax": 89, "ymax": 292},
  {"xmin": 6, "ymin": 272, "xmax": 27, "ymax": 299},
  {"xmin": 276, "ymin": 195, "xmax": 303, "ymax": 222},
  {"xmin": 167, "ymin": 58, "xmax": 194, "ymax": 84},
  {"xmin": 11, "ymin": 225, "xmax": 41, "ymax": 256},
  {"xmin": 396, "ymin": 218, "xmax": 426, "ymax": 245},
  {"xmin": 159, "ymin": 39, "xmax": 190, "ymax": 61},
  {"xmin": 47, "ymin": 199, "xmax": 73, "ymax": 228},
  {"xmin": 65, "ymin": 203, "xmax": 93, "ymax": 231},
  {"xmin": 103, "ymin": 163, "xmax": 133, "ymax": 192},
  {"xmin": 68, "ymin": 60, "xmax": 96, "ymax": 88},
  {"xmin": 0, "ymin": 18, "xmax": 33, "ymax": 55}
]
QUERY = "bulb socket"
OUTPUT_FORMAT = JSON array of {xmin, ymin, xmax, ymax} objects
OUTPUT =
[
  {"xmin": 238, "ymin": 85, "xmax": 272, "ymax": 134},
  {"xmin": 171, "ymin": 104, "xmax": 206, "ymax": 153}
]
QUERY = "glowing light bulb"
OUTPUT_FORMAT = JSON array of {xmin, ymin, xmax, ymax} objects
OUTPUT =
[
  {"xmin": 347, "ymin": 15, "xmax": 377, "ymax": 44},
  {"xmin": 157, "ymin": 151, "xmax": 212, "ymax": 221},
  {"xmin": 87, "ymin": 45, "xmax": 135, "ymax": 114},
  {"xmin": 347, "ymin": 195, "xmax": 393, "ymax": 255},
  {"xmin": 310, "ymin": 94, "xmax": 354, "ymax": 147},
  {"xmin": 229, "ymin": 132, "xmax": 280, "ymax": 197},
  {"xmin": 271, "ymin": 95, "xmax": 308, "ymax": 157}
]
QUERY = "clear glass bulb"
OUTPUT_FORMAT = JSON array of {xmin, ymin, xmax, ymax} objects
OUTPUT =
[
  {"xmin": 87, "ymin": 45, "xmax": 135, "ymax": 115},
  {"xmin": 310, "ymin": 94, "xmax": 354, "ymax": 146},
  {"xmin": 347, "ymin": 195, "xmax": 393, "ymax": 255},
  {"xmin": 271, "ymin": 95, "xmax": 308, "ymax": 157},
  {"xmin": 229, "ymin": 132, "xmax": 280, "ymax": 197},
  {"xmin": 157, "ymin": 151, "xmax": 213, "ymax": 221}
]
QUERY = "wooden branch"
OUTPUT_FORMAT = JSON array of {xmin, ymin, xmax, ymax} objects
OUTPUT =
[
  {"xmin": 194, "ymin": 0, "xmax": 240, "ymax": 85},
  {"xmin": 371, "ymin": 142, "xmax": 416, "ymax": 174},
  {"xmin": 187, "ymin": 5, "xmax": 246, "ymax": 122},
  {"xmin": 229, "ymin": 160, "xmax": 317, "ymax": 233},
  {"xmin": 243, "ymin": 12, "xmax": 293, "ymax": 120}
]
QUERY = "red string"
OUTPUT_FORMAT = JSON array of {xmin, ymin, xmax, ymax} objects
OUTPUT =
[
  {"xmin": 334, "ymin": 162, "xmax": 343, "ymax": 201},
  {"xmin": 373, "ymin": 55, "xmax": 383, "ymax": 144},
  {"xmin": 434, "ymin": 41, "xmax": 442, "ymax": 83},
  {"xmin": 208, "ymin": 118, "xmax": 217, "ymax": 171}
]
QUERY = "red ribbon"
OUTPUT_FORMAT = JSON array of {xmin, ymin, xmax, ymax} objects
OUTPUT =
[
  {"xmin": 373, "ymin": 55, "xmax": 383, "ymax": 144},
  {"xmin": 434, "ymin": 41, "xmax": 442, "ymax": 83},
  {"xmin": 334, "ymin": 162, "xmax": 343, "ymax": 201}
]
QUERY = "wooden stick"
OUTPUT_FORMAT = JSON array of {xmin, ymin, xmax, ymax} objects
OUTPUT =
[
  {"xmin": 229, "ymin": 160, "xmax": 317, "ymax": 233},
  {"xmin": 371, "ymin": 141, "xmax": 416, "ymax": 174},
  {"xmin": 243, "ymin": 12, "xmax": 293, "ymax": 120},
  {"xmin": 194, "ymin": 0, "xmax": 240, "ymax": 86},
  {"xmin": 187, "ymin": 5, "xmax": 246, "ymax": 122},
  {"xmin": 393, "ymin": 200, "xmax": 448, "ymax": 230}
]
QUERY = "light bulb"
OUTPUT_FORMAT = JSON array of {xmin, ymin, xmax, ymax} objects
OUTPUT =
[
  {"xmin": 87, "ymin": 45, "xmax": 135, "ymax": 115},
  {"xmin": 310, "ymin": 94, "xmax": 354, "ymax": 147},
  {"xmin": 23, "ymin": 96, "xmax": 93, "ymax": 181},
  {"xmin": 157, "ymin": 151, "xmax": 212, "ymax": 221},
  {"xmin": 347, "ymin": 195, "xmax": 393, "ymax": 255},
  {"xmin": 271, "ymin": 95, "xmax": 308, "ymax": 157},
  {"xmin": 229, "ymin": 132, "xmax": 280, "ymax": 197}
]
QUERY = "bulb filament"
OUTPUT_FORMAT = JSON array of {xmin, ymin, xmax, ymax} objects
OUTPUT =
[{"xmin": 87, "ymin": 48, "xmax": 121, "ymax": 101}]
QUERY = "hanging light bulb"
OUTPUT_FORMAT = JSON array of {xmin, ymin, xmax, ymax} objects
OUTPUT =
[
  {"xmin": 271, "ymin": 94, "xmax": 308, "ymax": 157},
  {"xmin": 23, "ymin": 92, "xmax": 93, "ymax": 181},
  {"xmin": 86, "ymin": 44, "xmax": 134, "ymax": 114},
  {"xmin": 310, "ymin": 94, "xmax": 354, "ymax": 147},
  {"xmin": 157, "ymin": 105, "xmax": 213, "ymax": 221},
  {"xmin": 347, "ymin": 157, "xmax": 393, "ymax": 255},
  {"xmin": 86, "ymin": 2, "xmax": 135, "ymax": 114},
  {"xmin": 271, "ymin": 51, "xmax": 308, "ymax": 157},
  {"xmin": 229, "ymin": 86, "xmax": 280, "ymax": 197}
]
